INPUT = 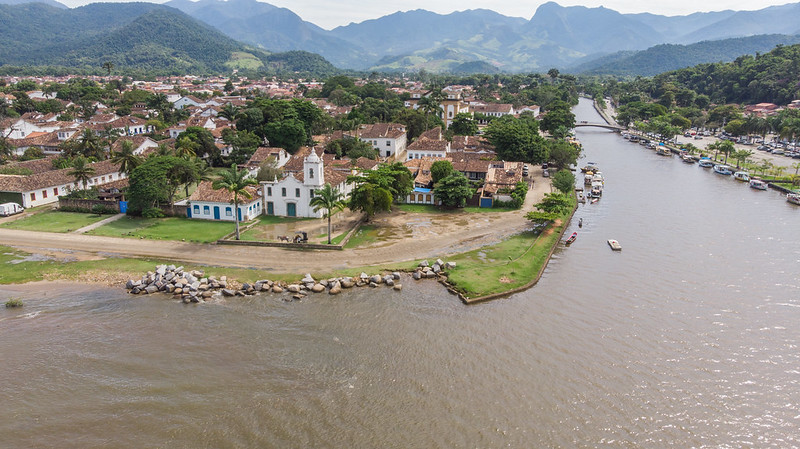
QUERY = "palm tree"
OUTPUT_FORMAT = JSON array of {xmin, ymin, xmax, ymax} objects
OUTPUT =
[
  {"xmin": 77, "ymin": 128, "xmax": 104, "ymax": 160},
  {"xmin": 417, "ymin": 96, "xmax": 441, "ymax": 131},
  {"xmin": 175, "ymin": 136, "xmax": 199, "ymax": 159},
  {"xmin": 111, "ymin": 140, "xmax": 142, "ymax": 176},
  {"xmin": 68, "ymin": 156, "xmax": 95, "ymax": 191},
  {"xmin": 309, "ymin": 183, "xmax": 346, "ymax": 244},
  {"xmin": 219, "ymin": 103, "xmax": 239, "ymax": 122},
  {"xmin": 211, "ymin": 164, "xmax": 257, "ymax": 240},
  {"xmin": 732, "ymin": 149, "xmax": 753, "ymax": 169}
]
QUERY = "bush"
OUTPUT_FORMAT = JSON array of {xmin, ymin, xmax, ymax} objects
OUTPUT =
[
  {"xmin": 5, "ymin": 298, "xmax": 23, "ymax": 308},
  {"xmin": 142, "ymin": 207, "xmax": 165, "ymax": 218},
  {"xmin": 91, "ymin": 204, "xmax": 117, "ymax": 215}
]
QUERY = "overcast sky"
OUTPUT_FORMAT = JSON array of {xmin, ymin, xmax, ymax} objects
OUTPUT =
[{"xmin": 57, "ymin": 0, "xmax": 795, "ymax": 30}]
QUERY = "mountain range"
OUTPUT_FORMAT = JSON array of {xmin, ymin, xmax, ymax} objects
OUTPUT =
[{"xmin": 2, "ymin": 0, "xmax": 800, "ymax": 75}]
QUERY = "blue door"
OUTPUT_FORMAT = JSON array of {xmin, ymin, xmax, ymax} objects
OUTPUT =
[
  {"xmin": 287, "ymin": 203, "xmax": 296, "ymax": 217},
  {"xmin": 267, "ymin": 202, "xmax": 274, "ymax": 215},
  {"xmin": 213, "ymin": 206, "xmax": 220, "ymax": 220},
  {"xmin": 119, "ymin": 201, "xmax": 128, "ymax": 214},
  {"xmin": 237, "ymin": 208, "xmax": 242, "ymax": 221}
]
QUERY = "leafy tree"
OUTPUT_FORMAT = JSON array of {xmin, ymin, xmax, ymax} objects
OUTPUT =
[
  {"xmin": 221, "ymin": 129, "xmax": 261, "ymax": 165},
  {"xmin": 347, "ymin": 162, "xmax": 413, "ymax": 218},
  {"xmin": 535, "ymin": 192, "xmax": 572, "ymax": 215},
  {"xmin": 540, "ymin": 108, "xmax": 576, "ymax": 138},
  {"xmin": 255, "ymin": 156, "xmax": 282, "ymax": 182},
  {"xmin": 211, "ymin": 164, "xmax": 257, "ymax": 240},
  {"xmin": 263, "ymin": 119, "xmax": 307, "ymax": 154},
  {"xmin": 348, "ymin": 180, "xmax": 393, "ymax": 219},
  {"xmin": 484, "ymin": 115, "xmax": 548, "ymax": 163},
  {"xmin": 525, "ymin": 210, "xmax": 559, "ymax": 229},
  {"xmin": 110, "ymin": 140, "xmax": 142, "ymax": 176},
  {"xmin": 325, "ymin": 138, "xmax": 376, "ymax": 159},
  {"xmin": 546, "ymin": 140, "xmax": 580, "ymax": 170},
  {"xmin": 551, "ymin": 169, "xmax": 576, "ymax": 194},
  {"xmin": 732, "ymin": 149, "xmax": 754, "ymax": 168},
  {"xmin": 20, "ymin": 146, "xmax": 44, "ymax": 161},
  {"xmin": 309, "ymin": 183, "xmax": 346, "ymax": 244},
  {"xmin": 75, "ymin": 128, "xmax": 104, "ymax": 160},
  {"xmin": 430, "ymin": 160, "xmax": 454, "ymax": 184},
  {"xmin": 68, "ymin": 156, "xmax": 95, "ymax": 191},
  {"xmin": 128, "ymin": 156, "xmax": 185, "ymax": 215},
  {"xmin": 433, "ymin": 172, "xmax": 473, "ymax": 208},
  {"xmin": 450, "ymin": 113, "xmax": 478, "ymax": 136},
  {"xmin": 177, "ymin": 127, "xmax": 218, "ymax": 165}
]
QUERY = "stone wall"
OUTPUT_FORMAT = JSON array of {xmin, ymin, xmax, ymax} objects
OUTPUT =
[{"xmin": 58, "ymin": 198, "xmax": 119, "ymax": 212}]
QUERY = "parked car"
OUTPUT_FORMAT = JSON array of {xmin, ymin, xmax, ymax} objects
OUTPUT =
[
  {"xmin": 0, "ymin": 202, "xmax": 24, "ymax": 217},
  {"xmin": 542, "ymin": 169, "xmax": 550, "ymax": 178},
  {"xmin": 694, "ymin": 135, "xmax": 703, "ymax": 140}
]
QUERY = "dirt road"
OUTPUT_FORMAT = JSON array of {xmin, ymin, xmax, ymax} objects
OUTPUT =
[{"xmin": 0, "ymin": 176, "xmax": 551, "ymax": 274}]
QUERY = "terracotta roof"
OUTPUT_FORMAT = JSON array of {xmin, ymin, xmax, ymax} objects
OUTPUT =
[
  {"xmin": 408, "ymin": 138, "xmax": 448, "ymax": 152},
  {"xmin": 417, "ymin": 127, "xmax": 443, "ymax": 141},
  {"xmin": 450, "ymin": 135, "xmax": 494, "ymax": 153},
  {"xmin": 188, "ymin": 180, "xmax": 261, "ymax": 204},
  {"xmin": 1, "ymin": 155, "xmax": 59, "ymax": 174},
  {"xmin": 245, "ymin": 147, "xmax": 285, "ymax": 168},
  {"xmin": 470, "ymin": 104, "xmax": 514, "ymax": 114},
  {"xmin": 483, "ymin": 162, "xmax": 524, "ymax": 194},
  {"xmin": 357, "ymin": 123, "xmax": 406, "ymax": 139},
  {"xmin": 0, "ymin": 160, "xmax": 122, "ymax": 193}
]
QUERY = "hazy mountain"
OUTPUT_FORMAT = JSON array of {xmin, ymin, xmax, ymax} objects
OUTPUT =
[
  {"xmin": 522, "ymin": 2, "xmax": 660, "ymax": 54},
  {"xmin": 677, "ymin": 3, "xmax": 800, "ymax": 43},
  {"xmin": 165, "ymin": 0, "xmax": 365, "ymax": 69},
  {"xmin": 0, "ymin": 2, "xmax": 338, "ymax": 75},
  {"xmin": 627, "ymin": 10, "xmax": 736, "ymax": 39},
  {"xmin": 571, "ymin": 34, "xmax": 800, "ymax": 76},
  {"xmin": 0, "ymin": 0, "xmax": 65, "ymax": 8}
]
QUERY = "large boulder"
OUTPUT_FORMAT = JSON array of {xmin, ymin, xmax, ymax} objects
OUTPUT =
[
  {"xmin": 412, "ymin": 271, "xmax": 422, "ymax": 280},
  {"xmin": 370, "ymin": 275, "xmax": 382, "ymax": 284},
  {"xmin": 360, "ymin": 272, "xmax": 369, "ymax": 280},
  {"xmin": 340, "ymin": 278, "xmax": 354, "ymax": 288},
  {"xmin": 287, "ymin": 284, "xmax": 301, "ymax": 293},
  {"xmin": 221, "ymin": 289, "xmax": 235, "ymax": 297},
  {"xmin": 393, "ymin": 284, "xmax": 403, "ymax": 291},
  {"xmin": 271, "ymin": 285, "xmax": 284, "ymax": 293},
  {"xmin": 385, "ymin": 278, "xmax": 395, "ymax": 287},
  {"xmin": 419, "ymin": 260, "xmax": 429, "ymax": 268},
  {"xmin": 329, "ymin": 282, "xmax": 342, "ymax": 295},
  {"xmin": 301, "ymin": 274, "xmax": 315, "ymax": 284},
  {"xmin": 311, "ymin": 284, "xmax": 325, "ymax": 293},
  {"xmin": 144, "ymin": 285, "xmax": 158, "ymax": 294},
  {"xmin": 392, "ymin": 272, "xmax": 401, "ymax": 280}
]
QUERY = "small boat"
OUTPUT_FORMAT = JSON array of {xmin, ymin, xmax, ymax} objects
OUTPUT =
[
  {"xmin": 578, "ymin": 218, "xmax": 583, "ymax": 228},
  {"xmin": 749, "ymin": 178, "xmax": 768, "ymax": 190},
  {"xmin": 698, "ymin": 158, "xmax": 714, "ymax": 168},
  {"xmin": 788, "ymin": 193, "xmax": 800, "ymax": 205},
  {"xmin": 590, "ymin": 181, "xmax": 603, "ymax": 197},
  {"xmin": 581, "ymin": 163, "xmax": 599, "ymax": 173},
  {"xmin": 591, "ymin": 198, "xmax": 599, "ymax": 204},
  {"xmin": 655, "ymin": 147, "xmax": 671, "ymax": 156},
  {"xmin": 713, "ymin": 164, "xmax": 733, "ymax": 175},
  {"xmin": 733, "ymin": 171, "xmax": 750, "ymax": 182},
  {"xmin": 584, "ymin": 173, "xmax": 593, "ymax": 185},
  {"xmin": 607, "ymin": 239, "xmax": 622, "ymax": 251},
  {"xmin": 680, "ymin": 153, "xmax": 696, "ymax": 163},
  {"xmin": 565, "ymin": 232, "xmax": 577, "ymax": 245}
]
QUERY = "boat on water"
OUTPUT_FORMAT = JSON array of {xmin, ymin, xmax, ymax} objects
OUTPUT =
[
  {"xmin": 584, "ymin": 173, "xmax": 593, "ymax": 185},
  {"xmin": 788, "ymin": 193, "xmax": 800, "ymax": 205},
  {"xmin": 749, "ymin": 178, "xmax": 768, "ymax": 190},
  {"xmin": 698, "ymin": 158, "xmax": 714, "ymax": 168},
  {"xmin": 733, "ymin": 171, "xmax": 750, "ymax": 182},
  {"xmin": 607, "ymin": 239, "xmax": 622, "ymax": 251},
  {"xmin": 581, "ymin": 163, "xmax": 599, "ymax": 173},
  {"xmin": 590, "ymin": 181, "xmax": 603, "ymax": 198},
  {"xmin": 565, "ymin": 232, "xmax": 577, "ymax": 245},
  {"xmin": 713, "ymin": 164, "xmax": 733, "ymax": 175},
  {"xmin": 680, "ymin": 153, "xmax": 696, "ymax": 163},
  {"xmin": 655, "ymin": 147, "xmax": 671, "ymax": 156}
]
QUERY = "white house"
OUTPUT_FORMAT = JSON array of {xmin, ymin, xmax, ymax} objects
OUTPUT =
[
  {"xmin": 187, "ymin": 181, "xmax": 262, "ymax": 222},
  {"xmin": 357, "ymin": 123, "xmax": 407, "ymax": 159},
  {"xmin": 173, "ymin": 96, "xmax": 205, "ymax": 109},
  {"xmin": 241, "ymin": 147, "xmax": 290, "ymax": 177},
  {"xmin": 0, "ymin": 159, "xmax": 126, "ymax": 209},
  {"xmin": 260, "ymin": 148, "xmax": 351, "ymax": 218}
]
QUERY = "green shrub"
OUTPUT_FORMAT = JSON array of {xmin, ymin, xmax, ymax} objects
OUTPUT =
[
  {"xmin": 142, "ymin": 207, "xmax": 165, "ymax": 218},
  {"xmin": 91, "ymin": 204, "xmax": 117, "ymax": 215},
  {"xmin": 5, "ymin": 298, "xmax": 23, "ymax": 308}
]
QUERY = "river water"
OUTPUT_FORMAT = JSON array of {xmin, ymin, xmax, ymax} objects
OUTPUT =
[{"xmin": 1, "ymin": 98, "xmax": 798, "ymax": 448}]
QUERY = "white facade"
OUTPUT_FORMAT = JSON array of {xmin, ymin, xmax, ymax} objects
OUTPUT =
[
  {"xmin": 189, "ymin": 198, "xmax": 262, "ymax": 222},
  {"xmin": 21, "ymin": 172, "xmax": 126, "ymax": 209}
]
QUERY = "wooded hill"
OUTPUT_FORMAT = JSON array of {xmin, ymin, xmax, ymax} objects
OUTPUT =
[{"xmin": 0, "ymin": 2, "xmax": 339, "ymax": 75}]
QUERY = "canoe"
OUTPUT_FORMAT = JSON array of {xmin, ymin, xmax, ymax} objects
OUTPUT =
[{"xmin": 565, "ymin": 232, "xmax": 577, "ymax": 245}]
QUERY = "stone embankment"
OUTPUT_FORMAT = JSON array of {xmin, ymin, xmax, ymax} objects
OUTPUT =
[{"xmin": 125, "ymin": 260, "xmax": 458, "ymax": 304}]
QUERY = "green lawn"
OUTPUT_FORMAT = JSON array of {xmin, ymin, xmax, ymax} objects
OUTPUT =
[
  {"xmin": 87, "ymin": 216, "xmax": 236, "ymax": 243},
  {"xmin": 445, "ymin": 205, "xmax": 573, "ymax": 299},
  {"xmin": 344, "ymin": 224, "xmax": 378, "ymax": 249},
  {"xmin": 1, "ymin": 210, "xmax": 109, "ymax": 233}
]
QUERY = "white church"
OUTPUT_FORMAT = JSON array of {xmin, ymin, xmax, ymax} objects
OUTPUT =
[{"xmin": 260, "ymin": 148, "xmax": 352, "ymax": 218}]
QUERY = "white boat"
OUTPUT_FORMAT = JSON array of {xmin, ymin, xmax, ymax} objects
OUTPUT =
[
  {"xmin": 698, "ymin": 158, "xmax": 714, "ymax": 168},
  {"xmin": 749, "ymin": 178, "xmax": 768, "ymax": 190},
  {"xmin": 733, "ymin": 171, "xmax": 750, "ymax": 182},
  {"xmin": 590, "ymin": 181, "xmax": 603, "ymax": 197},
  {"xmin": 584, "ymin": 173, "xmax": 593, "ymax": 185},
  {"xmin": 607, "ymin": 239, "xmax": 622, "ymax": 251},
  {"xmin": 788, "ymin": 193, "xmax": 800, "ymax": 205},
  {"xmin": 713, "ymin": 164, "xmax": 733, "ymax": 175}
]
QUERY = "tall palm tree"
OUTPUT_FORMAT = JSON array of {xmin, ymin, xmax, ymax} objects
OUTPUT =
[
  {"xmin": 111, "ymin": 140, "xmax": 142, "ymax": 176},
  {"xmin": 175, "ymin": 136, "xmax": 199, "ymax": 159},
  {"xmin": 219, "ymin": 103, "xmax": 239, "ymax": 122},
  {"xmin": 77, "ymin": 128, "xmax": 104, "ymax": 160},
  {"xmin": 68, "ymin": 156, "xmax": 95, "ymax": 191},
  {"xmin": 212, "ymin": 164, "xmax": 257, "ymax": 240},
  {"xmin": 309, "ymin": 183, "xmax": 346, "ymax": 244}
]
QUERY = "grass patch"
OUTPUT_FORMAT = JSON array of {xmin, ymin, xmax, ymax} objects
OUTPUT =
[
  {"xmin": 445, "ymin": 209, "xmax": 572, "ymax": 299},
  {"xmin": 87, "ymin": 216, "xmax": 236, "ymax": 243},
  {"xmin": 5, "ymin": 298, "xmax": 23, "ymax": 308},
  {"xmin": 344, "ymin": 224, "xmax": 378, "ymax": 249},
  {"xmin": 329, "ymin": 232, "xmax": 348, "ymax": 245},
  {"xmin": 257, "ymin": 215, "xmax": 311, "ymax": 225},
  {"xmin": 1, "ymin": 210, "xmax": 108, "ymax": 233}
]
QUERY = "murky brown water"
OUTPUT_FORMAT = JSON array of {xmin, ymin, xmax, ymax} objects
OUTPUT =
[{"xmin": 1, "ymin": 99, "xmax": 799, "ymax": 448}]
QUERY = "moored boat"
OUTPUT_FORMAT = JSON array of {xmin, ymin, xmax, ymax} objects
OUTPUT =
[
  {"xmin": 713, "ymin": 164, "xmax": 733, "ymax": 175},
  {"xmin": 733, "ymin": 171, "xmax": 750, "ymax": 182},
  {"xmin": 749, "ymin": 178, "xmax": 768, "ymax": 190},
  {"xmin": 655, "ymin": 147, "xmax": 671, "ymax": 156},
  {"xmin": 788, "ymin": 193, "xmax": 800, "ymax": 205},
  {"xmin": 581, "ymin": 163, "xmax": 599, "ymax": 173},
  {"xmin": 607, "ymin": 239, "xmax": 622, "ymax": 251},
  {"xmin": 698, "ymin": 158, "xmax": 714, "ymax": 168},
  {"xmin": 565, "ymin": 232, "xmax": 577, "ymax": 245}
]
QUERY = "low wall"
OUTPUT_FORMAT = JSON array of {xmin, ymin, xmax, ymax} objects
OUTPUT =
[{"xmin": 58, "ymin": 198, "xmax": 119, "ymax": 212}]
